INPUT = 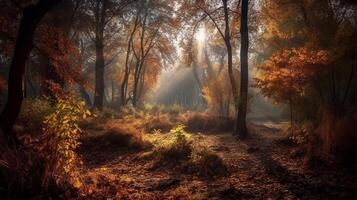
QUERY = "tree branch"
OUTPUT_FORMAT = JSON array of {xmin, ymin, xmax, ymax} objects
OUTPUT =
[{"xmin": 197, "ymin": 5, "xmax": 225, "ymax": 39}]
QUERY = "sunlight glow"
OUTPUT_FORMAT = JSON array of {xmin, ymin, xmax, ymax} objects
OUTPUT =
[
  {"xmin": 195, "ymin": 26, "xmax": 206, "ymax": 63},
  {"xmin": 195, "ymin": 26, "xmax": 206, "ymax": 44}
]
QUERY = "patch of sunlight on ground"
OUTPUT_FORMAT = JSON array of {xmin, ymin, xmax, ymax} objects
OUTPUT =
[{"xmin": 254, "ymin": 121, "xmax": 290, "ymax": 130}]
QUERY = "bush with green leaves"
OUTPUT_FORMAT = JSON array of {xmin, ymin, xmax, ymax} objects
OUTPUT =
[
  {"xmin": 157, "ymin": 125, "xmax": 192, "ymax": 163},
  {"xmin": 41, "ymin": 96, "xmax": 91, "ymax": 188}
]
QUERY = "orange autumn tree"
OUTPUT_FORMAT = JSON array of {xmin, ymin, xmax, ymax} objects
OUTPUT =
[
  {"xmin": 255, "ymin": 47, "xmax": 330, "ymax": 131},
  {"xmin": 258, "ymin": 0, "xmax": 357, "ymax": 159},
  {"xmin": 38, "ymin": 26, "xmax": 83, "ymax": 91}
]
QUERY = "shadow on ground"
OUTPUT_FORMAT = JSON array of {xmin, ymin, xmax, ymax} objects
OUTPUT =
[{"xmin": 243, "ymin": 133, "xmax": 357, "ymax": 199}]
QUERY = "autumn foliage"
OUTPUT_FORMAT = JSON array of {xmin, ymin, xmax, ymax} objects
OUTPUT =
[
  {"xmin": 256, "ymin": 47, "xmax": 330, "ymax": 104},
  {"xmin": 0, "ymin": 0, "xmax": 357, "ymax": 199}
]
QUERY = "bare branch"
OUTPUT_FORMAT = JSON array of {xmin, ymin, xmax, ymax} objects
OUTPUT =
[{"xmin": 197, "ymin": 4, "xmax": 225, "ymax": 39}]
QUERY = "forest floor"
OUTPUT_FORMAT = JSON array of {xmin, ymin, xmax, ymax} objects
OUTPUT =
[{"xmin": 75, "ymin": 114, "xmax": 357, "ymax": 200}]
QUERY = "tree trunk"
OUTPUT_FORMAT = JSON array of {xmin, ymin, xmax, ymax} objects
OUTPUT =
[
  {"xmin": 132, "ymin": 67, "xmax": 143, "ymax": 107},
  {"xmin": 226, "ymin": 39, "xmax": 239, "ymax": 110},
  {"xmin": 289, "ymin": 96, "xmax": 294, "ymax": 136},
  {"xmin": 111, "ymin": 80, "xmax": 115, "ymax": 104},
  {"xmin": 120, "ymin": 54, "xmax": 131, "ymax": 107},
  {"xmin": 0, "ymin": 0, "xmax": 61, "ymax": 139},
  {"xmin": 132, "ymin": 60, "xmax": 141, "ymax": 107},
  {"xmin": 120, "ymin": 72, "xmax": 129, "ymax": 106},
  {"xmin": 94, "ymin": 39, "xmax": 105, "ymax": 110},
  {"xmin": 236, "ymin": 0, "xmax": 249, "ymax": 138},
  {"xmin": 120, "ymin": 17, "xmax": 138, "ymax": 107},
  {"xmin": 137, "ymin": 65, "xmax": 146, "ymax": 105},
  {"xmin": 93, "ymin": 0, "xmax": 107, "ymax": 111},
  {"xmin": 223, "ymin": 0, "xmax": 239, "ymax": 110},
  {"xmin": 23, "ymin": 65, "xmax": 27, "ymax": 99},
  {"xmin": 80, "ymin": 84, "xmax": 92, "ymax": 106}
]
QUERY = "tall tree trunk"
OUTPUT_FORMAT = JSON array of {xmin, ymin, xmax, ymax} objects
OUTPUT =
[
  {"xmin": 236, "ymin": 0, "xmax": 249, "ymax": 138},
  {"xmin": 111, "ymin": 80, "xmax": 115, "ymax": 104},
  {"xmin": 0, "ymin": 0, "xmax": 61, "ymax": 139},
  {"xmin": 80, "ymin": 84, "xmax": 92, "ymax": 106},
  {"xmin": 120, "ymin": 70, "xmax": 129, "ymax": 106},
  {"xmin": 137, "ymin": 65, "xmax": 146, "ymax": 104},
  {"xmin": 289, "ymin": 96, "xmax": 294, "ymax": 136},
  {"xmin": 223, "ymin": 0, "xmax": 239, "ymax": 110},
  {"xmin": 120, "ymin": 54, "xmax": 131, "ymax": 107},
  {"xmin": 132, "ymin": 60, "xmax": 145, "ymax": 107},
  {"xmin": 23, "ymin": 65, "xmax": 27, "ymax": 99},
  {"xmin": 120, "ymin": 16, "xmax": 138, "ymax": 107},
  {"xmin": 93, "ymin": 0, "xmax": 107, "ymax": 111},
  {"xmin": 94, "ymin": 38, "xmax": 105, "ymax": 110}
]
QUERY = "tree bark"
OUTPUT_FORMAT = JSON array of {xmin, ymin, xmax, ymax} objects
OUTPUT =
[
  {"xmin": 289, "ymin": 96, "xmax": 294, "ymax": 136},
  {"xmin": 111, "ymin": 80, "xmax": 115, "ymax": 104},
  {"xmin": 94, "ymin": 37, "xmax": 105, "ymax": 110},
  {"xmin": 80, "ymin": 84, "xmax": 92, "ymax": 106},
  {"xmin": 93, "ymin": 0, "xmax": 107, "ymax": 111},
  {"xmin": 236, "ymin": 0, "xmax": 249, "ymax": 138},
  {"xmin": 0, "ymin": 0, "xmax": 61, "ymax": 139},
  {"xmin": 131, "ymin": 7, "xmax": 158, "ymax": 107},
  {"xmin": 223, "ymin": 0, "xmax": 239, "ymax": 111},
  {"xmin": 120, "ymin": 16, "xmax": 138, "ymax": 107},
  {"xmin": 132, "ymin": 60, "xmax": 143, "ymax": 107}
]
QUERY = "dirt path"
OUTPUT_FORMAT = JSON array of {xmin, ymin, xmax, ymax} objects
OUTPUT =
[{"xmin": 77, "ymin": 124, "xmax": 357, "ymax": 199}]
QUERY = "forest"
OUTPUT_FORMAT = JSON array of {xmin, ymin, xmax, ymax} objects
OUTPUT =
[{"xmin": 0, "ymin": 0, "xmax": 356, "ymax": 199}]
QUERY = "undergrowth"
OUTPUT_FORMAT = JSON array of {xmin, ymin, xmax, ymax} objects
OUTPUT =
[
  {"xmin": 155, "ymin": 124, "xmax": 193, "ymax": 163},
  {"xmin": 1, "ymin": 96, "xmax": 91, "ymax": 199},
  {"xmin": 147, "ymin": 124, "xmax": 228, "ymax": 178}
]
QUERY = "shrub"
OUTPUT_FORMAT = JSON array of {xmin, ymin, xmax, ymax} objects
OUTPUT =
[
  {"xmin": 160, "ymin": 104, "xmax": 182, "ymax": 115},
  {"xmin": 189, "ymin": 148, "xmax": 228, "ymax": 177},
  {"xmin": 1, "ymin": 96, "xmax": 91, "ymax": 198},
  {"xmin": 143, "ymin": 103, "xmax": 159, "ymax": 114},
  {"xmin": 156, "ymin": 125, "xmax": 192, "ymax": 163},
  {"xmin": 18, "ymin": 98, "xmax": 53, "ymax": 131},
  {"xmin": 184, "ymin": 113, "xmax": 234, "ymax": 132},
  {"xmin": 94, "ymin": 123, "xmax": 151, "ymax": 150},
  {"xmin": 143, "ymin": 114, "xmax": 174, "ymax": 132},
  {"xmin": 41, "ymin": 97, "xmax": 91, "ymax": 188},
  {"xmin": 288, "ymin": 123, "xmax": 311, "ymax": 145},
  {"xmin": 0, "ymin": 141, "xmax": 48, "ymax": 199}
]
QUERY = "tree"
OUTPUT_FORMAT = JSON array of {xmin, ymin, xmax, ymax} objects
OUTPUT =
[
  {"xmin": 120, "ymin": 14, "xmax": 139, "ymax": 107},
  {"xmin": 0, "ymin": 0, "xmax": 62, "ymax": 140},
  {"xmin": 92, "ymin": 0, "xmax": 108, "ymax": 111},
  {"xmin": 85, "ymin": 0, "xmax": 133, "ymax": 110},
  {"xmin": 195, "ymin": 0, "xmax": 240, "ymax": 110},
  {"xmin": 257, "ymin": 0, "xmax": 357, "ymax": 156},
  {"xmin": 235, "ymin": 0, "xmax": 248, "ymax": 137},
  {"xmin": 255, "ymin": 47, "xmax": 330, "ymax": 133},
  {"xmin": 126, "ymin": 0, "xmax": 177, "ymax": 107}
]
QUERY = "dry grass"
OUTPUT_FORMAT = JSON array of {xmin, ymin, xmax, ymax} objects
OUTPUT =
[
  {"xmin": 0, "ymin": 133, "xmax": 76, "ymax": 199},
  {"xmin": 186, "ymin": 148, "xmax": 228, "ymax": 178},
  {"xmin": 143, "ymin": 114, "xmax": 174, "ymax": 132},
  {"xmin": 146, "ymin": 125, "xmax": 228, "ymax": 177},
  {"xmin": 182, "ymin": 112, "xmax": 234, "ymax": 132},
  {"xmin": 81, "ymin": 123, "xmax": 152, "ymax": 151}
]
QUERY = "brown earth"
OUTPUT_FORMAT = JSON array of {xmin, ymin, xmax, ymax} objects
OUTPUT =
[{"xmin": 76, "ymin": 122, "xmax": 357, "ymax": 200}]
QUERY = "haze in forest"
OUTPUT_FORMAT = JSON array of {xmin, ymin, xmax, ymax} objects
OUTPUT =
[{"xmin": 0, "ymin": 0, "xmax": 356, "ymax": 199}]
